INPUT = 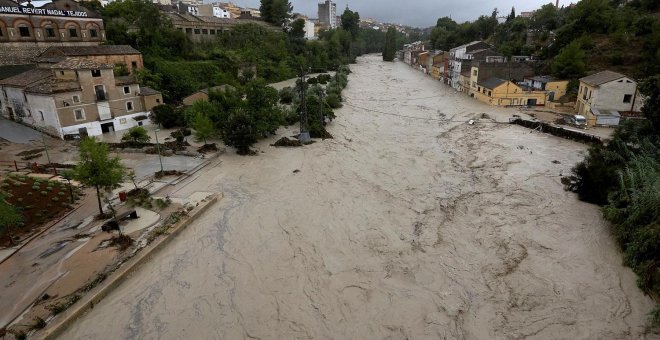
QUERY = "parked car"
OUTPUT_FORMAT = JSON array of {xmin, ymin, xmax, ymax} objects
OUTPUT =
[{"xmin": 564, "ymin": 114, "xmax": 587, "ymax": 128}]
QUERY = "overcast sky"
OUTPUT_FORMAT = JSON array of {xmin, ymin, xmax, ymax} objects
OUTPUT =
[{"xmin": 235, "ymin": 0, "xmax": 576, "ymax": 28}]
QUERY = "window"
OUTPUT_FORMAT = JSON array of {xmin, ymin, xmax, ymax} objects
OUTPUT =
[
  {"xmin": 124, "ymin": 86, "xmax": 130, "ymax": 94},
  {"xmin": 19, "ymin": 25, "xmax": 30, "ymax": 37},
  {"xmin": 202, "ymin": 29, "xmax": 208, "ymax": 34},
  {"xmin": 194, "ymin": 29, "xmax": 200, "ymax": 34},
  {"xmin": 90, "ymin": 28, "xmax": 98, "ymax": 38},
  {"xmin": 210, "ymin": 29, "xmax": 215, "ymax": 34},
  {"xmin": 60, "ymin": 71, "xmax": 64, "ymax": 75},
  {"xmin": 623, "ymin": 94, "xmax": 632, "ymax": 103},
  {"xmin": 126, "ymin": 101, "xmax": 133, "ymax": 111},
  {"xmin": 131, "ymin": 61, "xmax": 137, "ymax": 69},
  {"xmin": 91, "ymin": 69, "xmax": 101, "ymax": 77},
  {"xmin": 95, "ymin": 85, "xmax": 106, "ymax": 101},
  {"xmin": 45, "ymin": 27, "xmax": 55, "ymax": 38},
  {"xmin": 68, "ymin": 27, "xmax": 78, "ymax": 37},
  {"xmin": 488, "ymin": 91, "xmax": 491, "ymax": 96},
  {"xmin": 74, "ymin": 109, "xmax": 85, "ymax": 121},
  {"xmin": 156, "ymin": 98, "xmax": 160, "ymax": 103},
  {"xmin": 472, "ymin": 70, "xmax": 477, "ymax": 76},
  {"xmin": 72, "ymin": 95, "xmax": 80, "ymax": 103},
  {"xmin": 0, "ymin": 28, "xmax": 3, "ymax": 37}
]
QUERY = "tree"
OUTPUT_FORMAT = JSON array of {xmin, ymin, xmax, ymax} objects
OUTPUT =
[
  {"xmin": 223, "ymin": 108, "xmax": 258, "ymax": 155},
  {"xmin": 260, "ymin": 0, "xmax": 292, "ymax": 28},
  {"xmin": 383, "ymin": 27, "xmax": 397, "ymax": 61},
  {"xmin": 121, "ymin": 126, "xmax": 151, "ymax": 144},
  {"xmin": 289, "ymin": 18, "xmax": 306, "ymax": 39},
  {"xmin": 73, "ymin": 137, "xmax": 126, "ymax": 215},
  {"xmin": 191, "ymin": 112, "xmax": 215, "ymax": 144},
  {"xmin": 551, "ymin": 40, "xmax": 586, "ymax": 78},
  {"xmin": 507, "ymin": 7, "xmax": 516, "ymax": 22},
  {"xmin": 151, "ymin": 104, "xmax": 184, "ymax": 128},
  {"xmin": 638, "ymin": 75, "xmax": 660, "ymax": 131},
  {"xmin": 341, "ymin": 7, "xmax": 360, "ymax": 39},
  {"xmin": 0, "ymin": 193, "xmax": 23, "ymax": 245}
]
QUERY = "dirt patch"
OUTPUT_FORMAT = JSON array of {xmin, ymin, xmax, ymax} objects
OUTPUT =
[
  {"xmin": 197, "ymin": 143, "xmax": 218, "ymax": 153},
  {"xmin": 108, "ymin": 234, "xmax": 134, "ymax": 251},
  {"xmin": 155, "ymin": 170, "xmax": 185, "ymax": 178},
  {"xmin": 271, "ymin": 137, "xmax": 303, "ymax": 147}
]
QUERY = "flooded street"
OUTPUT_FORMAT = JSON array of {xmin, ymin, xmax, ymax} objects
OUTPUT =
[{"xmin": 61, "ymin": 55, "xmax": 654, "ymax": 339}]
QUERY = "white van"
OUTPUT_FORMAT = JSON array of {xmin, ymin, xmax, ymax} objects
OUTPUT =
[{"xmin": 564, "ymin": 114, "xmax": 587, "ymax": 128}]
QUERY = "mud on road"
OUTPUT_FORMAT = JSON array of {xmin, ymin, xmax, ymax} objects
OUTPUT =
[{"xmin": 60, "ymin": 55, "xmax": 655, "ymax": 339}]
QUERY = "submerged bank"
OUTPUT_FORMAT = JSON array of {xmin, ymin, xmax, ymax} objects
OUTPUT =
[{"xmin": 60, "ymin": 54, "xmax": 655, "ymax": 339}]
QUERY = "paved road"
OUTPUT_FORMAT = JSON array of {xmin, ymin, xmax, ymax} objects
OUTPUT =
[{"xmin": 0, "ymin": 118, "xmax": 42, "ymax": 144}]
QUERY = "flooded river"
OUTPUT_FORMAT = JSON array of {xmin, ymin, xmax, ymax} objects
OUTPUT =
[{"xmin": 60, "ymin": 54, "xmax": 655, "ymax": 339}]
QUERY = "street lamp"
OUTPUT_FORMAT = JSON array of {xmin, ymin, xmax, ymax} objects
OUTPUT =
[{"xmin": 154, "ymin": 128, "xmax": 164, "ymax": 174}]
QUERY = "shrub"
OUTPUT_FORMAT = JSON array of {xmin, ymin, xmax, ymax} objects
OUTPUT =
[
  {"xmin": 40, "ymin": 191, "xmax": 48, "ymax": 196},
  {"xmin": 27, "ymin": 192, "xmax": 32, "ymax": 196},
  {"xmin": 326, "ymin": 93, "xmax": 342, "ymax": 109},
  {"xmin": 121, "ymin": 126, "xmax": 151, "ymax": 144},
  {"xmin": 58, "ymin": 191, "xmax": 65, "ymax": 196},
  {"xmin": 52, "ymin": 197, "xmax": 59, "ymax": 202},
  {"xmin": 151, "ymin": 104, "xmax": 184, "ymax": 128},
  {"xmin": 279, "ymin": 87, "xmax": 295, "ymax": 104}
]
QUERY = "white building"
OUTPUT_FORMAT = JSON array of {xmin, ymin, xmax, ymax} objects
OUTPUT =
[
  {"xmin": 304, "ymin": 20, "xmax": 316, "ymax": 39},
  {"xmin": 576, "ymin": 70, "xmax": 644, "ymax": 126},
  {"xmin": 198, "ymin": 4, "xmax": 231, "ymax": 18},
  {"xmin": 448, "ymin": 41, "xmax": 492, "ymax": 90}
]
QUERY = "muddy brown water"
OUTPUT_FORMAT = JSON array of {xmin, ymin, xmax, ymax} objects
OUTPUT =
[{"xmin": 58, "ymin": 55, "xmax": 655, "ymax": 339}]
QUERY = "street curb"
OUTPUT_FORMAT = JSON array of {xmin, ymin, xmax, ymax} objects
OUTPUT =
[{"xmin": 36, "ymin": 193, "xmax": 221, "ymax": 340}]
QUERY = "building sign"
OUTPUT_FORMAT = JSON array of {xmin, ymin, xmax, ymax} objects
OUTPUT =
[{"xmin": 0, "ymin": 6, "xmax": 89, "ymax": 17}]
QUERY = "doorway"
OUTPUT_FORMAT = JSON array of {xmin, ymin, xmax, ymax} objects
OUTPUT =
[{"xmin": 101, "ymin": 122, "xmax": 114, "ymax": 133}]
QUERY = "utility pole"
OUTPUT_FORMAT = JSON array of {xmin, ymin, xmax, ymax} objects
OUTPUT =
[{"xmin": 298, "ymin": 66, "xmax": 311, "ymax": 143}]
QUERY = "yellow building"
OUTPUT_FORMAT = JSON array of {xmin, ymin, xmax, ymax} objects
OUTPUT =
[
  {"xmin": 473, "ymin": 78, "xmax": 546, "ymax": 106},
  {"xmin": 522, "ymin": 76, "xmax": 568, "ymax": 102}
]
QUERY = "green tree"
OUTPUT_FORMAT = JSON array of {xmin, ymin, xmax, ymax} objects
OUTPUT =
[
  {"xmin": 223, "ymin": 108, "xmax": 258, "ymax": 155},
  {"xmin": 121, "ymin": 126, "xmax": 151, "ymax": 144},
  {"xmin": 0, "ymin": 193, "xmax": 23, "ymax": 245},
  {"xmin": 340, "ymin": 7, "xmax": 360, "ymax": 39},
  {"xmin": 507, "ymin": 7, "xmax": 516, "ymax": 22},
  {"xmin": 639, "ymin": 75, "xmax": 660, "ymax": 131},
  {"xmin": 151, "ymin": 104, "xmax": 184, "ymax": 128},
  {"xmin": 191, "ymin": 112, "xmax": 215, "ymax": 144},
  {"xmin": 260, "ymin": 0, "xmax": 292, "ymax": 28},
  {"xmin": 383, "ymin": 27, "xmax": 397, "ymax": 61},
  {"xmin": 73, "ymin": 137, "xmax": 126, "ymax": 215},
  {"xmin": 551, "ymin": 40, "xmax": 586, "ymax": 78}
]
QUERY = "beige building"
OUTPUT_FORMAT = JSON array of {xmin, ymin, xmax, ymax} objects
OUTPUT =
[
  {"xmin": 576, "ymin": 70, "xmax": 642, "ymax": 126},
  {"xmin": 164, "ymin": 11, "xmax": 278, "ymax": 43},
  {"xmin": 0, "ymin": 58, "xmax": 162, "ymax": 138}
]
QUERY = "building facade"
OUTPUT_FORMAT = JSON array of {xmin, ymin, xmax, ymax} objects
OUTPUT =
[
  {"xmin": 317, "ymin": 0, "xmax": 336, "ymax": 29},
  {"xmin": 0, "ymin": 58, "xmax": 162, "ymax": 138},
  {"xmin": 468, "ymin": 61, "xmax": 534, "ymax": 96},
  {"xmin": 448, "ymin": 41, "xmax": 492, "ymax": 90},
  {"xmin": 576, "ymin": 70, "xmax": 642, "ymax": 126},
  {"xmin": 0, "ymin": 0, "xmax": 105, "ymax": 65},
  {"xmin": 522, "ymin": 76, "xmax": 568, "ymax": 102},
  {"xmin": 473, "ymin": 78, "xmax": 546, "ymax": 106}
]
